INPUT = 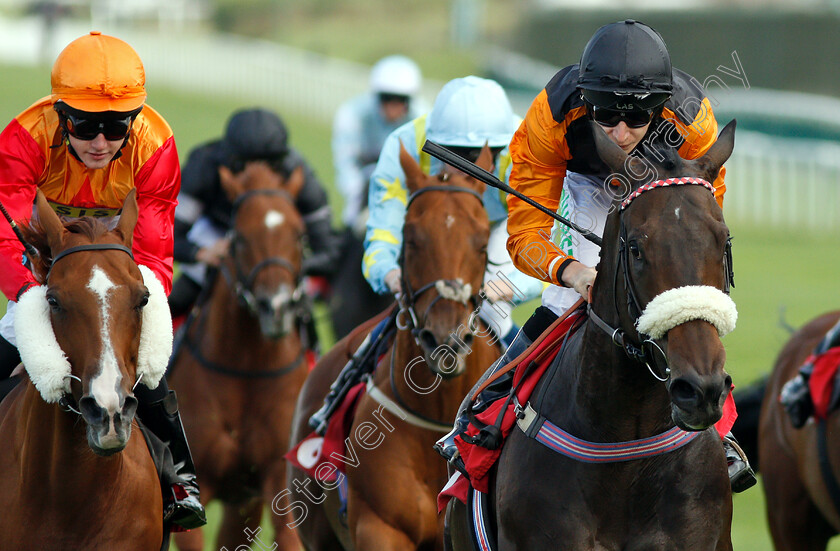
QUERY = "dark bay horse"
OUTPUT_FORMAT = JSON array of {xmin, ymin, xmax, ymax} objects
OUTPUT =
[
  {"xmin": 447, "ymin": 121, "xmax": 739, "ymax": 551},
  {"xmin": 169, "ymin": 162, "xmax": 311, "ymax": 551},
  {"xmin": 0, "ymin": 189, "xmax": 168, "ymax": 549},
  {"xmin": 287, "ymin": 145, "xmax": 502, "ymax": 550},
  {"xmin": 759, "ymin": 310, "xmax": 840, "ymax": 550}
]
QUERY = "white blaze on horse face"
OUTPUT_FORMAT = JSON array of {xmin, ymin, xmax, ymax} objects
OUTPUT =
[
  {"xmin": 265, "ymin": 210, "xmax": 285, "ymax": 229},
  {"xmin": 86, "ymin": 266, "xmax": 123, "ymax": 414},
  {"xmin": 445, "ymin": 214, "xmax": 456, "ymax": 229},
  {"xmin": 674, "ymin": 207, "xmax": 681, "ymax": 220}
]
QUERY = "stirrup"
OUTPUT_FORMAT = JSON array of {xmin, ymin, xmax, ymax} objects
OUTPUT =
[
  {"xmin": 164, "ymin": 479, "xmax": 207, "ymax": 530},
  {"xmin": 723, "ymin": 436, "xmax": 756, "ymax": 493},
  {"xmin": 780, "ymin": 375, "xmax": 813, "ymax": 429}
]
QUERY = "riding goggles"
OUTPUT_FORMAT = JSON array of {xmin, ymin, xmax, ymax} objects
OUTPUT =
[
  {"xmin": 63, "ymin": 112, "xmax": 134, "ymax": 141},
  {"xmin": 589, "ymin": 104, "xmax": 655, "ymax": 129},
  {"xmin": 378, "ymin": 92, "xmax": 410, "ymax": 104},
  {"xmin": 445, "ymin": 146, "xmax": 503, "ymax": 165}
]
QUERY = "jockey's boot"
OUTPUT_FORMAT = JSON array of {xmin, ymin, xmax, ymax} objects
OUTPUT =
[
  {"xmin": 138, "ymin": 390, "xmax": 207, "ymax": 530},
  {"xmin": 309, "ymin": 316, "xmax": 391, "ymax": 435},
  {"xmin": 434, "ymin": 326, "xmax": 534, "ymax": 469},
  {"xmin": 780, "ymin": 371, "xmax": 813, "ymax": 429},
  {"xmin": 723, "ymin": 432, "xmax": 756, "ymax": 493}
]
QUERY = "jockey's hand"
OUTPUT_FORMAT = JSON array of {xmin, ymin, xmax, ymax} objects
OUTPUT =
[
  {"xmin": 195, "ymin": 238, "xmax": 230, "ymax": 267},
  {"xmin": 484, "ymin": 278, "xmax": 514, "ymax": 303},
  {"xmin": 561, "ymin": 261, "xmax": 597, "ymax": 303},
  {"xmin": 384, "ymin": 268, "xmax": 402, "ymax": 295}
]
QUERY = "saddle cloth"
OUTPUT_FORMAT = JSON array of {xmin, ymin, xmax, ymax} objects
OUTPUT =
[
  {"xmin": 444, "ymin": 308, "xmax": 586, "ymax": 504},
  {"xmin": 808, "ymin": 347, "xmax": 840, "ymax": 420}
]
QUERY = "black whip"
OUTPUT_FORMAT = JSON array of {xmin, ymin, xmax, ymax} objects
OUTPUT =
[
  {"xmin": 421, "ymin": 140, "xmax": 602, "ymax": 247},
  {"xmin": 0, "ymin": 199, "xmax": 38, "ymax": 257}
]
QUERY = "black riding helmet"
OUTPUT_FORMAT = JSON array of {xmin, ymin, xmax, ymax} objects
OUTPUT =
[
  {"xmin": 222, "ymin": 108, "xmax": 289, "ymax": 170},
  {"xmin": 578, "ymin": 20, "xmax": 672, "ymax": 111}
]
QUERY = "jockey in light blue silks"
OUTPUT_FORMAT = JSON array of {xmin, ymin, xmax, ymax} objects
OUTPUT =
[
  {"xmin": 309, "ymin": 76, "xmax": 543, "ymax": 434},
  {"xmin": 362, "ymin": 76, "xmax": 543, "ymax": 340}
]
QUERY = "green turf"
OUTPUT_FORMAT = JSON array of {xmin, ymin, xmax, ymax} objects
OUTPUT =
[{"xmin": 3, "ymin": 61, "xmax": 840, "ymax": 550}]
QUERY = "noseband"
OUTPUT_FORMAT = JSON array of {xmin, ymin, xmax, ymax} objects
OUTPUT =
[
  {"xmin": 588, "ymin": 177, "xmax": 735, "ymax": 381},
  {"xmin": 220, "ymin": 189, "xmax": 306, "ymax": 317},
  {"xmin": 396, "ymin": 181, "xmax": 486, "ymax": 343}
]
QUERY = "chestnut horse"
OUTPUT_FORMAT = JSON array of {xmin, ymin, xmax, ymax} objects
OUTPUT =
[
  {"xmin": 169, "ymin": 162, "xmax": 310, "ymax": 551},
  {"xmin": 446, "ymin": 121, "xmax": 739, "ymax": 550},
  {"xmin": 0, "ymin": 189, "xmax": 170, "ymax": 549},
  {"xmin": 759, "ymin": 310, "xmax": 840, "ymax": 550},
  {"xmin": 287, "ymin": 145, "xmax": 501, "ymax": 550}
]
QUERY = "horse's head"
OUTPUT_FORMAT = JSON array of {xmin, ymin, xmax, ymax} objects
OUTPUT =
[
  {"xmin": 398, "ymin": 143, "xmax": 490, "ymax": 377},
  {"xmin": 15, "ymin": 189, "xmax": 171, "ymax": 455},
  {"xmin": 218, "ymin": 161, "xmax": 305, "ymax": 339},
  {"xmin": 592, "ymin": 120, "xmax": 737, "ymax": 430}
]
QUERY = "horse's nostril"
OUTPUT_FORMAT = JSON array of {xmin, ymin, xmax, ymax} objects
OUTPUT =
[
  {"xmin": 418, "ymin": 329, "xmax": 438, "ymax": 351},
  {"xmin": 669, "ymin": 379, "xmax": 701, "ymax": 409},
  {"xmin": 122, "ymin": 395, "xmax": 139, "ymax": 421},
  {"xmin": 461, "ymin": 332, "xmax": 474, "ymax": 350},
  {"xmin": 79, "ymin": 396, "xmax": 106, "ymax": 425}
]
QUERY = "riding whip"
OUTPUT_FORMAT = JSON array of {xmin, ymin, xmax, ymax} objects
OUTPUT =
[
  {"xmin": 421, "ymin": 140, "xmax": 602, "ymax": 247},
  {"xmin": 0, "ymin": 198, "xmax": 38, "ymax": 257}
]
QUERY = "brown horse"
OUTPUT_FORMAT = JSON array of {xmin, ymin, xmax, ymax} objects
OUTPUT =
[
  {"xmin": 169, "ymin": 162, "xmax": 311, "ymax": 551},
  {"xmin": 0, "ymin": 189, "xmax": 168, "ymax": 549},
  {"xmin": 446, "ymin": 121, "xmax": 738, "ymax": 550},
  {"xmin": 759, "ymin": 310, "xmax": 840, "ymax": 549},
  {"xmin": 286, "ymin": 145, "xmax": 501, "ymax": 550}
]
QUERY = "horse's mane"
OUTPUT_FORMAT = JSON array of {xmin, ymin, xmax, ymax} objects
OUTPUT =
[{"xmin": 21, "ymin": 216, "xmax": 115, "ymax": 265}]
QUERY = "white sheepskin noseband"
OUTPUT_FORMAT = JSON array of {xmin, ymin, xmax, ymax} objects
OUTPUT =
[
  {"xmin": 13, "ymin": 265, "xmax": 172, "ymax": 402},
  {"xmin": 635, "ymin": 285, "xmax": 737, "ymax": 340},
  {"xmin": 136, "ymin": 265, "xmax": 172, "ymax": 389},
  {"xmin": 15, "ymin": 285, "xmax": 71, "ymax": 402}
]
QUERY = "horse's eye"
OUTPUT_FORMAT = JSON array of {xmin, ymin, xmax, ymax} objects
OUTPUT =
[
  {"xmin": 46, "ymin": 295, "xmax": 60, "ymax": 310},
  {"xmin": 137, "ymin": 293, "xmax": 150, "ymax": 310},
  {"xmin": 628, "ymin": 241, "xmax": 642, "ymax": 260}
]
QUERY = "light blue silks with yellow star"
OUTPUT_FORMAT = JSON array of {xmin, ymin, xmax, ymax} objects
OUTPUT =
[{"xmin": 362, "ymin": 114, "xmax": 542, "ymax": 303}]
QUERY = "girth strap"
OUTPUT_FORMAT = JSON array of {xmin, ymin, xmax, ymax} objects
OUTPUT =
[
  {"xmin": 514, "ymin": 400, "xmax": 702, "ymax": 463},
  {"xmin": 364, "ymin": 375, "xmax": 451, "ymax": 433}
]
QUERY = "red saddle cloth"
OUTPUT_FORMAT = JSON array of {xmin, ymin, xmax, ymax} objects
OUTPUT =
[
  {"xmin": 439, "ymin": 308, "xmax": 739, "ymax": 511},
  {"xmin": 453, "ymin": 309, "xmax": 586, "ymax": 495},
  {"xmin": 285, "ymin": 382, "xmax": 366, "ymax": 482},
  {"xmin": 808, "ymin": 347, "xmax": 840, "ymax": 420}
]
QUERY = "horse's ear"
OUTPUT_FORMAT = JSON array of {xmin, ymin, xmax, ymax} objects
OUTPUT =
[
  {"xmin": 116, "ymin": 189, "xmax": 138, "ymax": 249},
  {"xmin": 693, "ymin": 119, "xmax": 736, "ymax": 182},
  {"xmin": 590, "ymin": 121, "xmax": 628, "ymax": 174},
  {"xmin": 218, "ymin": 165, "xmax": 244, "ymax": 201},
  {"xmin": 284, "ymin": 166, "xmax": 305, "ymax": 199},
  {"xmin": 34, "ymin": 189, "xmax": 65, "ymax": 254},
  {"xmin": 399, "ymin": 140, "xmax": 425, "ymax": 194},
  {"xmin": 475, "ymin": 143, "xmax": 493, "ymax": 172}
]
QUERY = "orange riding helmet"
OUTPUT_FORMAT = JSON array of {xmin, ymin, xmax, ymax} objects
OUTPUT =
[{"xmin": 50, "ymin": 31, "xmax": 146, "ymax": 113}]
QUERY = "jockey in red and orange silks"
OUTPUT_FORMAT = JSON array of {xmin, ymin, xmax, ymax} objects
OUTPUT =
[{"xmin": 0, "ymin": 31, "xmax": 205, "ymax": 530}]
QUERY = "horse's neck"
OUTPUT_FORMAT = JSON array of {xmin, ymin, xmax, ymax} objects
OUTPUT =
[
  {"xmin": 383, "ymin": 329, "xmax": 495, "ymax": 424},
  {"xmin": 550, "ymin": 312, "xmax": 673, "ymax": 440},
  {"xmin": 18, "ymin": 387, "xmax": 127, "ymax": 487}
]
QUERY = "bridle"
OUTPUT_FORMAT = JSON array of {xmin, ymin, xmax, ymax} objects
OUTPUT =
[
  {"xmin": 586, "ymin": 177, "xmax": 735, "ymax": 382},
  {"xmin": 47, "ymin": 243, "xmax": 137, "ymax": 413},
  {"xmin": 218, "ymin": 189, "xmax": 307, "ymax": 318},
  {"xmin": 396, "ymin": 179, "xmax": 487, "ymax": 345}
]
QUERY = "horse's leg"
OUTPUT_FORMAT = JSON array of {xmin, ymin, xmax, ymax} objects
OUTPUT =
[
  {"xmin": 263, "ymin": 464, "xmax": 304, "ymax": 550},
  {"xmin": 444, "ymin": 498, "xmax": 472, "ymax": 551},
  {"xmin": 215, "ymin": 500, "xmax": 265, "ymax": 550},
  {"xmin": 172, "ymin": 527, "xmax": 204, "ymax": 551}
]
